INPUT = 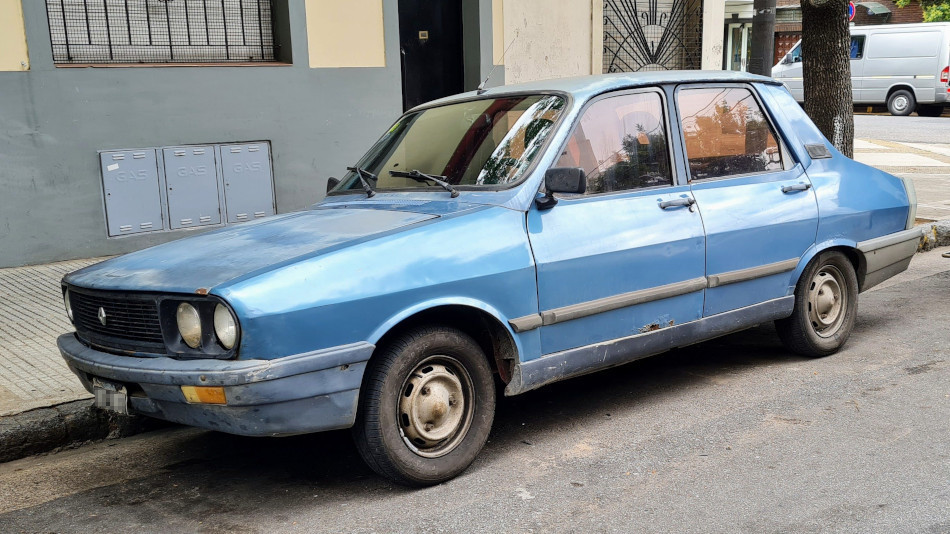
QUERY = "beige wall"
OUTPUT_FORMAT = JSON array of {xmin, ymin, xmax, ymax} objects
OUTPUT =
[
  {"xmin": 0, "ymin": 0, "xmax": 29, "ymax": 71},
  {"xmin": 306, "ymin": 0, "xmax": 385, "ymax": 68},
  {"xmin": 501, "ymin": 0, "xmax": 598, "ymax": 84}
]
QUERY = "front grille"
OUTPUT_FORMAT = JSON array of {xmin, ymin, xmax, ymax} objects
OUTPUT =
[{"xmin": 69, "ymin": 289, "xmax": 164, "ymax": 346}]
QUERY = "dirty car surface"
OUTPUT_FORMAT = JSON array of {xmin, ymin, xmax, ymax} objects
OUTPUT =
[{"xmin": 58, "ymin": 71, "xmax": 921, "ymax": 486}]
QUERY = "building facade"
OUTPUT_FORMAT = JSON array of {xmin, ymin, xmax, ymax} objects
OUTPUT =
[{"xmin": 1, "ymin": 0, "xmax": 728, "ymax": 268}]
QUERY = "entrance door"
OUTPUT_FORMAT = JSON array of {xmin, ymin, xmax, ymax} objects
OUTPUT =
[
  {"xmin": 398, "ymin": 0, "xmax": 464, "ymax": 111},
  {"xmin": 726, "ymin": 23, "xmax": 751, "ymax": 71}
]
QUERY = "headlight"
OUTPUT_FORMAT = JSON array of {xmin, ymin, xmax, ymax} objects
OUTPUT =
[
  {"xmin": 176, "ymin": 303, "xmax": 202, "ymax": 349},
  {"xmin": 213, "ymin": 304, "xmax": 237, "ymax": 349},
  {"xmin": 64, "ymin": 290, "xmax": 73, "ymax": 322}
]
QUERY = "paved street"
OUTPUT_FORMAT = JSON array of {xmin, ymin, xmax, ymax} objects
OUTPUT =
[{"xmin": 0, "ymin": 251, "xmax": 948, "ymax": 533}]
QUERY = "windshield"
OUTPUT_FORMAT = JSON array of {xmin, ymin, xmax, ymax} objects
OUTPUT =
[{"xmin": 332, "ymin": 94, "xmax": 566, "ymax": 194}]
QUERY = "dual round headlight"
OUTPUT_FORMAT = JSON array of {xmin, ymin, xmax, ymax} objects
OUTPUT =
[
  {"xmin": 175, "ymin": 302, "xmax": 237, "ymax": 350},
  {"xmin": 63, "ymin": 290, "xmax": 73, "ymax": 322}
]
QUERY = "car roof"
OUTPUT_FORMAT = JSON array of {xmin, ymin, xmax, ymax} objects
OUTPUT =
[{"xmin": 417, "ymin": 70, "xmax": 782, "ymax": 110}]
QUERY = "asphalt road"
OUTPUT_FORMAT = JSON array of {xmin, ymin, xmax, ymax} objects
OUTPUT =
[
  {"xmin": 855, "ymin": 113, "xmax": 950, "ymax": 143},
  {"xmin": 1, "ymin": 253, "xmax": 949, "ymax": 533}
]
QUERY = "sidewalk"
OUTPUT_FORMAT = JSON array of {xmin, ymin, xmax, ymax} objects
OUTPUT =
[{"xmin": 1, "ymin": 140, "xmax": 949, "ymax": 462}]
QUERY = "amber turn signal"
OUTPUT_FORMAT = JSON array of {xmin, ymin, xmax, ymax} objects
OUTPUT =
[{"xmin": 181, "ymin": 385, "xmax": 227, "ymax": 405}]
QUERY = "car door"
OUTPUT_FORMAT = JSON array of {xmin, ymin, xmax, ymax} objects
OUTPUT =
[
  {"xmin": 779, "ymin": 42, "xmax": 804, "ymax": 102},
  {"xmin": 849, "ymin": 34, "xmax": 867, "ymax": 102},
  {"xmin": 527, "ymin": 89, "xmax": 706, "ymax": 356},
  {"xmin": 675, "ymin": 84, "xmax": 818, "ymax": 317}
]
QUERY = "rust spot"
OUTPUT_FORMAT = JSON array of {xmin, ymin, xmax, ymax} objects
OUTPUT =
[
  {"xmin": 195, "ymin": 288, "xmax": 209, "ymax": 295},
  {"xmin": 668, "ymin": 319, "xmax": 675, "ymax": 327},
  {"xmin": 640, "ymin": 323, "xmax": 661, "ymax": 333}
]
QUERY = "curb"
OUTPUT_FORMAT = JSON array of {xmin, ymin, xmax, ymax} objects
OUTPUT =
[
  {"xmin": 0, "ymin": 399, "xmax": 167, "ymax": 464},
  {"xmin": 918, "ymin": 219, "xmax": 950, "ymax": 252}
]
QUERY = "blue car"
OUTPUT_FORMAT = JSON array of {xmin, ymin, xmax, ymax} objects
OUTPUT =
[{"xmin": 59, "ymin": 71, "xmax": 921, "ymax": 486}]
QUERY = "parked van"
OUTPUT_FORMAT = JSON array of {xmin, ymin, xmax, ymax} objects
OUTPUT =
[{"xmin": 772, "ymin": 22, "xmax": 950, "ymax": 116}]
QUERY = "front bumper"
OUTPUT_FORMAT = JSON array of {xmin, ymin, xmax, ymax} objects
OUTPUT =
[
  {"xmin": 857, "ymin": 227, "xmax": 924, "ymax": 291},
  {"xmin": 58, "ymin": 334, "xmax": 374, "ymax": 436}
]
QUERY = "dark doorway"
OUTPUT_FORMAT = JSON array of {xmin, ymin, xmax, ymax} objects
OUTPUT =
[{"xmin": 398, "ymin": 0, "xmax": 465, "ymax": 111}]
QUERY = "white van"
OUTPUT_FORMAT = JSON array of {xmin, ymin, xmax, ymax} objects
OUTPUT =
[{"xmin": 772, "ymin": 22, "xmax": 950, "ymax": 116}]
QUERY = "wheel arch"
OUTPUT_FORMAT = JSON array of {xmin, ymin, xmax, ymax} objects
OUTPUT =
[
  {"xmin": 793, "ymin": 240, "xmax": 868, "ymax": 293},
  {"xmin": 367, "ymin": 299, "xmax": 522, "ymax": 384},
  {"xmin": 886, "ymin": 84, "xmax": 918, "ymax": 105}
]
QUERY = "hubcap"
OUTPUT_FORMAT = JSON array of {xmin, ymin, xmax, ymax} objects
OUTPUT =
[
  {"xmin": 398, "ymin": 356, "xmax": 474, "ymax": 458},
  {"xmin": 807, "ymin": 265, "xmax": 846, "ymax": 338},
  {"xmin": 894, "ymin": 96, "xmax": 908, "ymax": 111}
]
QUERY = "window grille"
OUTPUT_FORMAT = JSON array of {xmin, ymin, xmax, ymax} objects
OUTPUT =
[
  {"xmin": 46, "ymin": 0, "xmax": 278, "ymax": 64},
  {"xmin": 603, "ymin": 0, "xmax": 704, "ymax": 73}
]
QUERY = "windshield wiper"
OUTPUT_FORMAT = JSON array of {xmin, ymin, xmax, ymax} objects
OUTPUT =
[
  {"xmin": 389, "ymin": 170, "xmax": 460, "ymax": 198},
  {"xmin": 346, "ymin": 166, "xmax": 376, "ymax": 198}
]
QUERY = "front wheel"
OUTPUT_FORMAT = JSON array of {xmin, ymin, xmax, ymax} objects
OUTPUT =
[
  {"xmin": 775, "ymin": 251, "xmax": 858, "ymax": 357},
  {"xmin": 353, "ymin": 326, "xmax": 496, "ymax": 486}
]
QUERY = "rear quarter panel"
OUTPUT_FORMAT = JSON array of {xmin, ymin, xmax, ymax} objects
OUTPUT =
[{"xmin": 758, "ymin": 83, "xmax": 910, "ymax": 257}]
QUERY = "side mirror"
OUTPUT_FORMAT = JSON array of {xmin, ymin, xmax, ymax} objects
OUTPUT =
[
  {"xmin": 537, "ymin": 167, "xmax": 586, "ymax": 210},
  {"xmin": 782, "ymin": 53, "xmax": 791, "ymax": 65},
  {"xmin": 326, "ymin": 177, "xmax": 340, "ymax": 193}
]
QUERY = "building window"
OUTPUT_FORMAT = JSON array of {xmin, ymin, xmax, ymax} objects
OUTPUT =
[{"xmin": 46, "ymin": 0, "xmax": 279, "ymax": 64}]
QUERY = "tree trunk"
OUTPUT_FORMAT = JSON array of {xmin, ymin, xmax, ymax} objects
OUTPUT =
[
  {"xmin": 800, "ymin": 0, "xmax": 854, "ymax": 158},
  {"xmin": 748, "ymin": 0, "xmax": 777, "ymax": 76}
]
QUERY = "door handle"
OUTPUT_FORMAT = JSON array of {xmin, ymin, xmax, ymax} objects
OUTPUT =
[
  {"xmin": 781, "ymin": 182, "xmax": 812, "ymax": 193},
  {"xmin": 658, "ymin": 197, "xmax": 696, "ymax": 210}
]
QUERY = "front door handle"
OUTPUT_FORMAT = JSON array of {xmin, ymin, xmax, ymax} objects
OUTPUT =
[
  {"xmin": 781, "ymin": 182, "xmax": 812, "ymax": 193},
  {"xmin": 658, "ymin": 197, "xmax": 696, "ymax": 210}
]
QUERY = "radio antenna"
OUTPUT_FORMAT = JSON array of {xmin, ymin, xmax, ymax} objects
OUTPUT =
[{"xmin": 477, "ymin": 33, "xmax": 519, "ymax": 94}]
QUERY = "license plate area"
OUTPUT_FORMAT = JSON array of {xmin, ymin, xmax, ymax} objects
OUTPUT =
[{"xmin": 92, "ymin": 377, "xmax": 129, "ymax": 415}]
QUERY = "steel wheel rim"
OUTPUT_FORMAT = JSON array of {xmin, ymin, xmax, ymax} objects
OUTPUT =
[
  {"xmin": 807, "ymin": 264, "xmax": 847, "ymax": 338},
  {"xmin": 398, "ymin": 355, "xmax": 475, "ymax": 458},
  {"xmin": 893, "ymin": 96, "xmax": 909, "ymax": 112}
]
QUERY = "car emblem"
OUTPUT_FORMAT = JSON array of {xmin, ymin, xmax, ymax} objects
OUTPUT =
[{"xmin": 98, "ymin": 307, "xmax": 107, "ymax": 326}]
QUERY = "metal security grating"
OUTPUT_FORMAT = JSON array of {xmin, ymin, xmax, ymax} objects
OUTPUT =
[
  {"xmin": 69, "ymin": 289, "xmax": 164, "ymax": 346},
  {"xmin": 46, "ymin": 0, "xmax": 277, "ymax": 64},
  {"xmin": 603, "ymin": 0, "xmax": 704, "ymax": 73}
]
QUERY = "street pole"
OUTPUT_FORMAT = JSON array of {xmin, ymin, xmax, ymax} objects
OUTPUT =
[{"xmin": 748, "ymin": 0, "xmax": 777, "ymax": 76}]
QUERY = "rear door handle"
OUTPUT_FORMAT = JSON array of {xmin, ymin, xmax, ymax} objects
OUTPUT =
[
  {"xmin": 658, "ymin": 197, "xmax": 696, "ymax": 210},
  {"xmin": 782, "ymin": 183, "xmax": 812, "ymax": 193}
]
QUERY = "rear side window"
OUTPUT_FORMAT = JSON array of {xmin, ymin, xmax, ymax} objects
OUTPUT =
[
  {"xmin": 555, "ymin": 91, "xmax": 673, "ymax": 194},
  {"xmin": 677, "ymin": 87, "xmax": 783, "ymax": 180},
  {"xmin": 850, "ymin": 36, "xmax": 866, "ymax": 59}
]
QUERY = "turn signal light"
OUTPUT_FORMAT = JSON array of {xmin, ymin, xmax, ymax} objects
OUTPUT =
[{"xmin": 181, "ymin": 386, "xmax": 227, "ymax": 405}]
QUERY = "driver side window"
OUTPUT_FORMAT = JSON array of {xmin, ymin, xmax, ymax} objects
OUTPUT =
[{"xmin": 555, "ymin": 91, "xmax": 673, "ymax": 194}]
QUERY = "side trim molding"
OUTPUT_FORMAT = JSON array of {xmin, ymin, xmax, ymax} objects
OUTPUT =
[
  {"xmin": 857, "ymin": 227, "xmax": 924, "ymax": 291},
  {"xmin": 504, "ymin": 296, "xmax": 794, "ymax": 396},
  {"xmin": 540, "ymin": 277, "xmax": 708, "ymax": 326},
  {"xmin": 707, "ymin": 258, "xmax": 799, "ymax": 288},
  {"xmin": 509, "ymin": 314, "xmax": 543, "ymax": 333}
]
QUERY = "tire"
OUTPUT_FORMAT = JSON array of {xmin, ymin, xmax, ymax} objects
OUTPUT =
[
  {"xmin": 352, "ymin": 326, "xmax": 496, "ymax": 486},
  {"xmin": 775, "ymin": 251, "xmax": 859, "ymax": 358},
  {"xmin": 917, "ymin": 104, "xmax": 945, "ymax": 118},
  {"xmin": 887, "ymin": 89, "xmax": 916, "ymax": 116}
]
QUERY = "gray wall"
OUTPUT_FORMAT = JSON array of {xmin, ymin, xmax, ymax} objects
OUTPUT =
[{"xmin": 0, "ymin": 0, "xmax": 499, "ymax": 268}]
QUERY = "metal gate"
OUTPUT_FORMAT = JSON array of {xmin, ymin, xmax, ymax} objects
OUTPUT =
[{"xmin": 603, "ymin": 0, "xmax": 704, "ymax": 73}]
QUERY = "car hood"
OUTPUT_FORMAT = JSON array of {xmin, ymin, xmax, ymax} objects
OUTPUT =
[{"xmin": 64, "ymin": 206, "xmax": 466, "ymax": 294}]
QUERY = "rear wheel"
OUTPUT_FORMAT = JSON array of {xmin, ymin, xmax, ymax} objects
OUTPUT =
[
  {"xmin": 917, "ymin": 104, "xmax": 945, "ymax": 117},
  {"xmin": 775, "ymin": 251, "xmax": 858, "ymax": 357},
  {"xmin": 353, "ymin": 326, "xmax": 495, "ymax": 486},
  {"xmin": 887, "ymin": 89, "xmax": 916, "ymax": 116}
]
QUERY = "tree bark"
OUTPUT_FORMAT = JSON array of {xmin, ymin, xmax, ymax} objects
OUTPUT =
[
  {"xmin": 800, "ymin": 0, "xmax": 854, "ymax": 158},
  {"xmin": 748, "ymin": 0, "xmax": 777, "ymax": 76}
]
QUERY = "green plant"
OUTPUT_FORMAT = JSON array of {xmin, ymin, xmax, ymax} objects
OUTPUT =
[{"xmin": 894, "ymin": 0, "xmax": 950, "ymax": 21}]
